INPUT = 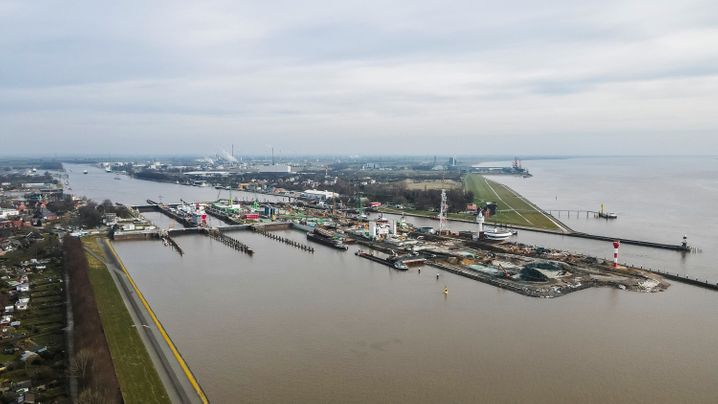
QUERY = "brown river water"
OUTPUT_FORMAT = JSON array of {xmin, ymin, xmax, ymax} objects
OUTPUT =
[{"xmin": 66, "ymin": 162, "xmax": 718, "ymax": 403}]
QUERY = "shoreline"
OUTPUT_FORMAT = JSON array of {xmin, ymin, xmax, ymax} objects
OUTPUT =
[{"xmin": 101, "ymin": 238, "xmax": 208, "ymax": 404}]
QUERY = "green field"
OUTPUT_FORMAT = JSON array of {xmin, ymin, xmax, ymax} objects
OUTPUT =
[
  {"xmin": 83, "ymin": 238, "xmax": 170, "ymax": 404},
  {"xmin": 463, "ymin": 174, "xmax": 563, "ymax": 231}
]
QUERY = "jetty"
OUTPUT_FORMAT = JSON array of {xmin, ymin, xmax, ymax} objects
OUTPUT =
[
  {"xmin": 204, "ymin": 228, "xmax": 254, "ymax": 256},
  {"xmin": 250, "ymin": 225, "xmax": 314, "ymax": 253},
  {"xmin": 638, "ymin": 267, "xmax": 718, "ymax": 291}
]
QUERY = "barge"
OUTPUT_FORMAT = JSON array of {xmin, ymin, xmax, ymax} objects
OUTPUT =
[{"xmin": 307, "ymin": 227, "xmax": 349, "ymax": 250}]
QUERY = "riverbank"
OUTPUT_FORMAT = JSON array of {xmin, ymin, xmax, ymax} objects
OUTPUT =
[
  {"xmin": 100, "ymin": 238, "xmax": 209, "ymax": 403},
  {"xmin": 81, "ymin": 237, "xmax": 172, "ymax": 403}
]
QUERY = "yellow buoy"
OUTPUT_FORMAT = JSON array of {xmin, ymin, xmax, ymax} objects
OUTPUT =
[{"xmin": 443, "ymin": 287, "xmax": 448, "ymax": 295}]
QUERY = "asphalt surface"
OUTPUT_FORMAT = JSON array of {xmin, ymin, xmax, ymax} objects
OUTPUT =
[{"xmin": 93, "ymin": 239, "xmax": 203, "ymax": 404}]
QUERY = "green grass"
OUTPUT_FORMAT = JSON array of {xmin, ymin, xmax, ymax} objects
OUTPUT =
[
  {"xmin": 82, "ymin": 239, "xmax": 170, "ymax": 404},
  {"xmin": 0, "ymin": 353, "xmax": 17, "ymax": 363},
  {"xmin": 378, "ymin": 206, "xmax": 476, "ymax": 222},
  {"xmin": 378, "ymin": 176, "xmax": 563, "ymax": 232},
  {"xmin": 463, "ymin": 174, "xmax": 561, "ymax": 231}
]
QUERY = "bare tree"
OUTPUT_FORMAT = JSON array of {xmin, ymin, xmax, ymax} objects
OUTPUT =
[{"xmin": 69, "ymin": 349, "xmax": 94, "ymax": 387}]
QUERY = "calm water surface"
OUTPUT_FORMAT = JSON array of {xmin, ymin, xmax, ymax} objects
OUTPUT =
[
  {"xmin": 66, "ymin": 160, "xmax": 718, "ymax": 403},
  {"xmin": 473, "ymin": 157, "xmax": 718, "ymax": 281}
]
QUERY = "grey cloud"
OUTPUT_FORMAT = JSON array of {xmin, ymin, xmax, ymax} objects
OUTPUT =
[{"xmin": 0, "ymin": 0, "xmax": 717, "ymax": 155}]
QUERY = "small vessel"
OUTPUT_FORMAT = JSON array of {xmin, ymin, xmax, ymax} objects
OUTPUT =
[
  {"xmin": 483, "ymin": 227, "xmax": 513, "ymax": 241},
  {"xmin": 83, "ymin": 170, "xmax": 88, "ymax": 174},
  {"xmin": 598, "ymin": 203, "xmax": 618, "ymax": 219},
  {"xmin": 598, "ymin": 212, "xmax": 618, "ymax": 219},
  {"xmin": 114, "ymin": 176, "xmax": 121, "ymax": 180},
  {"xmin": 393, "ymin": 260, "xmax": 409, "ymax": 270},
  {"xmin": 387, "ymin": 254, "xmax": 425, "ymax": 269},
  {"xmin": 355, "ymin": 250, "xmax": 406, "ymax": 269},
  {"xmin": 105, "ymin": 167, "xmax": 112, "ymax": 173}
]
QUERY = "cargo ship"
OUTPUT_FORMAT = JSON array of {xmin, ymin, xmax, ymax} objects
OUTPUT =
[{"xmin": 306, "ymin": 227, "xmax": 348, "ymax": 250}]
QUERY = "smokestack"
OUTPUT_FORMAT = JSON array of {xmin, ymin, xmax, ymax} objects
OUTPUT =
[{"xmin": 272, "ymin": 147, "xmax": 275, "ymax": 165}]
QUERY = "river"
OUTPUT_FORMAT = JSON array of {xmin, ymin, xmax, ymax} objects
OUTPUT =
[{"xmin": 65, "ymin": 160, "xmax": 718, "ymax": 403}]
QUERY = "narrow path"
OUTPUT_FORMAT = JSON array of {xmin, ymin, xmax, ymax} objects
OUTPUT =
[{"xmin": 63, "ymin": 257, "xmax": 78, "ymax": 402}]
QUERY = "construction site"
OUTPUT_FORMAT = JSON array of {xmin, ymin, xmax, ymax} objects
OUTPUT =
[{"xmin": 109, "ymin": 188, "xmax": 682, "ymax": 299}]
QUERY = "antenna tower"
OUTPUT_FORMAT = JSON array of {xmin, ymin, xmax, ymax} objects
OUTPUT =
[{"xmin": 438, "ymin": 189, "xmax": 448, "ymax": 233}]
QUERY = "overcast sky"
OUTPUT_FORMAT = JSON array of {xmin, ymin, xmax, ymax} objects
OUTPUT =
[{"xmin": 1, "ymin": 0, "xmax": 717, "ymax": 156}]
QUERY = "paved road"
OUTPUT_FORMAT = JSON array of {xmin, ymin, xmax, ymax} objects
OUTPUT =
[{"xmin": 92, "ymin": 239, "xmax": 204, "ymax": 404}]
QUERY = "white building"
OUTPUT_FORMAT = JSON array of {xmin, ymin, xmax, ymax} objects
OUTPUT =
[
  {"xmin": 251, "ymin": 164, "xmax": 292, "ymax": 173},
  {"xmin": 0, "ymin": 209, "xmax": 20, "ymax": 219},
  {"xmin": 302, "ymin": 189, "xmax": 339, "ymax": 200}
]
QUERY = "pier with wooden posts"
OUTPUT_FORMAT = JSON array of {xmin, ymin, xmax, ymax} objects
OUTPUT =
[
  {"xmin": 159, "ymin": 230, "xmax": 184, "ymax": 256},
  {"xmin": 250, "ymin": 225, "xmax": 315, "ymax": 253},
  {"xmin": 546, "ymin": 209, "xmax": 602, "ymax": 219},
  {"xmin": 203, "ymin": 228, "xmax": 254, "ymax": 255}
]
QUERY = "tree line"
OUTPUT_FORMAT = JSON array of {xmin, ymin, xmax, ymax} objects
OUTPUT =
[{"xmin": 63, "ymin": 236, "xmax": 122, "ymax": 403}]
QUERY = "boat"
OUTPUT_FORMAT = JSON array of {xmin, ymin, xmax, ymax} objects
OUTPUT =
[
  {"xmin": 483, "ymin": 228, "xmax": 514, "ymax": 241},
  {"xmin": 307, "ymin": 227, "xmax": 348, "ymax": 250},
  {"xmin": 598, "ymin": 203, "xmax": 618, "ymax": 219},
  {"xmin": 83, "ymin": 170, "xmax": 88, "ymax": 174},
  {"xmin": 393, "ymin": 260, "xmax": 409, "ymax": 270},
  {"xmin": 105, "ymin": 167, "xmax": 112, "ymax": 173},
  {"xmin": 355, "ymin": 250, "xmax": 406, "ymax": 269},
  {"xmin": 114, "ymin": 176, "xmax": 121, "ymax": 180}
]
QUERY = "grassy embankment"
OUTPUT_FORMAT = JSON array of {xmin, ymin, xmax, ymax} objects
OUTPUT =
[
  {"xmin": 378, "ymin": 174, "xmax": 562, "ymax": 232},
  {"xmin": 462, "ymin": 174, "xmax": 560, "ymax": 231},
  {"xmin": 82, "ymin": 237, "xmax": 170, "ymax": 404}
]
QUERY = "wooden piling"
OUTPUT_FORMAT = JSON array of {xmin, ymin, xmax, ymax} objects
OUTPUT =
[{"xmin": 250, "ymin": 227, "xmax": 314, "ymax": 253}]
